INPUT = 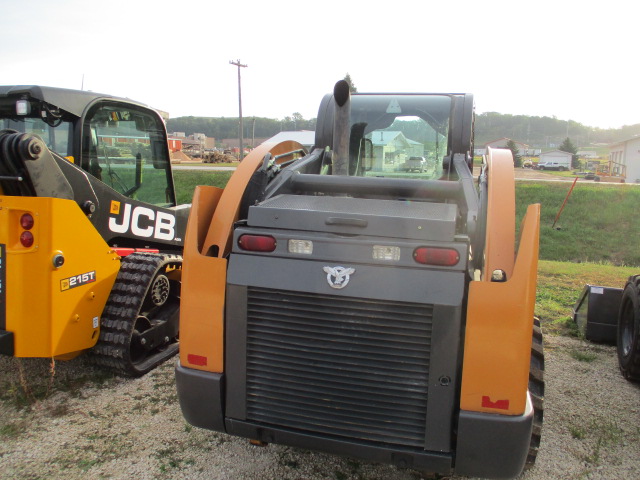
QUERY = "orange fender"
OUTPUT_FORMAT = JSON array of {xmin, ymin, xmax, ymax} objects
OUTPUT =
[
  {"xmin": 460, "ymin": 148, "xmax": 540, "ymax": 415},
  {"xmin": 179, "ymin": 141, "xmax": 305, "ymax": 372}
]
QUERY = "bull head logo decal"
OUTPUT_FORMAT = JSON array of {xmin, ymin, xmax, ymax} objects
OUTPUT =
[{"xmin": 323, "ymin": 266, "xmax": 355, "ymax": 289}]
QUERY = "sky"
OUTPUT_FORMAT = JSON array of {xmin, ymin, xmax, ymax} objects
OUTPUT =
[{"xmin": 1, "ymin": 0, "xmax": 637, "ymax": 130}]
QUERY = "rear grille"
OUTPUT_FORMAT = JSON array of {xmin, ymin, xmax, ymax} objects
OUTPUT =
[{"xmin": 245, "ymin": 287, "xmax": 433, "ymax": 448}]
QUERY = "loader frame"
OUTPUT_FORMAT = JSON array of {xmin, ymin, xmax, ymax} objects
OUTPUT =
[{"xmin": 176, "ymin": 86, "xmax": 541, "ymax": 478}]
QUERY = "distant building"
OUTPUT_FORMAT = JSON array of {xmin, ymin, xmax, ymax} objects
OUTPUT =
[
  {"xmin": 167, "ymin": 136, "xmax": 183, "ymax": 153},
  {"xmin": 167, "ymin": 132, "xmax": 215, "ymax": 156},
  {"xmin": 608, "ymin": 136, "xmax": 640, "ymax": 182},
  {"xmin": 368, "ymin": 131, "xmax": 424, "ymax": 168},
  {"xmin": 179, "ymin": 137, "xmax": 201, "ymax": 154},
  {"xmin": 267, "ymin": 131, "xmax": 316, "ymax": 150}
]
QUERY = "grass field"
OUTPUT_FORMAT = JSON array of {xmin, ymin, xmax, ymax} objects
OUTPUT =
[
  {"xmin": 516, "ymin": 181, "xmax": 640, "ymax": 266},
  {"xmin": 536, "ymin": 260, "xmax": 636, "ymax": 335},
  {"xmin": 173, "ymin": 170, "xmax": 232, "ymax": 205},
  {"xmin": 174, "ymin": 171, "xmax": 640, "ymax": 266},
  {"xmin": 172, "ymin": 171, "xmax": 640, "ymax": 334}
]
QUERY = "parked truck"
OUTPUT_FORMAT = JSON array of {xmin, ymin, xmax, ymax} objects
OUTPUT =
[
  {"xmin": 402, "ymin": 156, "xmax": 427, "ymax": 172},
  {"xmin": 536, "ymin": 150, "xmax": 572, "ymax": 171}
]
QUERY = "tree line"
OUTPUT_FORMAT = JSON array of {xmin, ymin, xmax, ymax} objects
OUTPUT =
[
  {"xmin": 166, "ymin": 115, "xmax": 316, "ymax": 143},
  {"xmin": 167, "ymin": 111, "xmax": 640, "ymax": 150},
  {"xmin": 474, "ymin": 112, "xmax": 640, "ymax": 148}
]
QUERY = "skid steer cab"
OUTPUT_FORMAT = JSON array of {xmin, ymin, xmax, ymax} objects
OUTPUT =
[
  {"xmin": 0, "ymin": 85, "xmax": 188, "ymax": 376},
  {"xmin": 176, "ymin": 81, "xmax": 543, "ymax": 478}
]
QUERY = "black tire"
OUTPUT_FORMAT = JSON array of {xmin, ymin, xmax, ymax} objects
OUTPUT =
[
  {"xmin": 617, "ymin": 277, "xmax": 640, "ymax": 381},
  {"xmin": 526, "ymin": 320, "xmax": 545, "ymax": 468}
]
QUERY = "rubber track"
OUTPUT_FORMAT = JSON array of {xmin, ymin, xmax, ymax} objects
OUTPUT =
[
  {"xmin": 526, "ymin": 320, "xmax": 545, "ymax": 467},
  {"xmin": 91, "ymin": 253, "xmax": 181, "ymax": 376}
]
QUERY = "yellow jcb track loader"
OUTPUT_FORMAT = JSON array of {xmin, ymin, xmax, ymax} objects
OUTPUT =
[
  {"xmin": 0, "ymin": 85, "xmax": 187, "ymax": 376},
  {"xmin": 175, "ymin": 81, "xmax": 543, "ymax": 478}
]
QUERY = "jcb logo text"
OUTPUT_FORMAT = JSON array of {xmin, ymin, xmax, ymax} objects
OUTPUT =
[{"xmin": 108, "ymin": 202, "xmax": 176, "ymax": 241}]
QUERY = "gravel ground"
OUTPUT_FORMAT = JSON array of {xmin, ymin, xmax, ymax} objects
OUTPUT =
[{"xmin": 1, "ymin": 334, "xmax": 639, "ymax": 480}]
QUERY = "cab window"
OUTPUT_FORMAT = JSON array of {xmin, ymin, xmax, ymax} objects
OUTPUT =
[
  {"xmin": 348, "ymin": 95, "xmax": 451, "ymax": 179},
  {"xmin": 0, "ymin": 101, "xmax": 73, "ymax": 157},
  {"xmin": 82, "ymin": 103, "xmax": 174, "ymax": 206}
]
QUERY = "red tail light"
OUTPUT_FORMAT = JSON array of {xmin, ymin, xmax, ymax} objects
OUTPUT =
[
  {"xmin": 20, "ymin": 231, "xmax": 34, "ymax": 248},
  {"xmin": 413, "ymin": 247, "xmax": 460, "ymax": 266},
  {"xmin": 20, "ymin": 213, "xmax": 35, "ymax": 230},
  {"xmin": 238, "ymin": 234, "xmax": 277, "ymax": 252}
]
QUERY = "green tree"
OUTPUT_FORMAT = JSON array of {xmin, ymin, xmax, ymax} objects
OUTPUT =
[
  {"xmin": 506, "ymin": 139, "xmax": 522, "ymax": 167},
  {"xmin": 292, "ymin": 112, "xmax": 304, "ymax": 129},
  {"xmin": 343, "ymin": 73, "xmax": 357, "ymax": 93},
  {"xmin": 559, "ymin": 137, "xmax": 579, "ymax": 168}
]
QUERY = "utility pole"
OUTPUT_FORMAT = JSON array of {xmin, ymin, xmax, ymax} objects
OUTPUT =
[
  {"xmin": 252, "ymin": 117, "xmax": 256, "ymax": 147},
  {"xmin": 230, "ymin": 59, "xmax": 248, "ymax": 160}
]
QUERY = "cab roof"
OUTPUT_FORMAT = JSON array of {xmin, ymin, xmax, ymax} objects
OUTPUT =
[{"xmin": 0, "ymin": 85, "xmax": 143, "ymax": 117}]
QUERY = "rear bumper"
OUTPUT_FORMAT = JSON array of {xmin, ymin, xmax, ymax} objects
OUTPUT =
[
  {"xmin": 175, "ymin": 361, "xmax": 226, "ymax": 432},
  {"xmin": 176, "ymin": 361, "xmax": 533, "ymax": 479},
  {"xmin": 176, "ymin": 361, "xmax": 453, "ymax": 474},
  {"xmin": 455, "ymin": 393, "xmax": 534, "ymax": 479}
]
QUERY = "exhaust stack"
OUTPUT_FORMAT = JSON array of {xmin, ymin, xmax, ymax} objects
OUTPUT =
[{"xmin": 331, "ymin": 80, "xmax": 351, "ymax": 176}]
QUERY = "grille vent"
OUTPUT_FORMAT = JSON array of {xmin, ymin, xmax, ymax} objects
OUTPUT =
[{"xmin": 245, "ymin": 287, "xmax": 433, "ymax": 447}]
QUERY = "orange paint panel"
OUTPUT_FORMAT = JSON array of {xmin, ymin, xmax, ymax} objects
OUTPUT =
[
  {"xmin": 460, "ymin": 203, "xmax": 540, "ymax": 415},
  {"xmin": 483, "ymin": 147, "xmax": 516, "ymax": 280},
  {"xmin": 179, "ymin": 185, "xmax": 225, "ymax": 372},
  {"xmin": 179, "ymin": 254, "xmax": 227, "ymax": 372},
  {"xmin": 202, "ymin": 141, "xmax": 305, "ymax": 259},
  {"xmin": 180, "ymin": 141, "xmax": 305, "ymax": 373},
  {"xmin": 1, "ymin": 196, "xmax": 120, "ymax": 358}
]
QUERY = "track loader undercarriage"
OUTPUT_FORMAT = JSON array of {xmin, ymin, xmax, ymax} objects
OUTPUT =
[{"xmin": 92, "ymin": 253, "xmax": 181, "ymax": 376}]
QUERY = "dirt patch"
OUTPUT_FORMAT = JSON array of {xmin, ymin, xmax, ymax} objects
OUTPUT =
[
  {"xmin": 1, "ymin": 334, "xmax": 638, "ymax": 479},
  {"xmin": 170, "ymin": 150, "xmax": 197, "ymax": 163}
]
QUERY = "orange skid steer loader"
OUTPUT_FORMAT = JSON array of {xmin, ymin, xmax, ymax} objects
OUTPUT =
[{"xmin": 175, "ymin": 81, "xmax": 543, "ymax": 479}]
